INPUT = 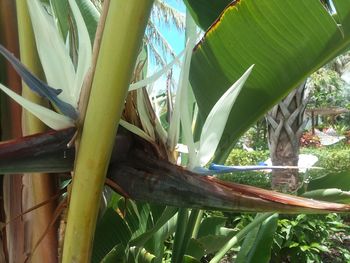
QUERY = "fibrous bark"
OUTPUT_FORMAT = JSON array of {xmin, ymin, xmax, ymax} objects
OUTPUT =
[{"xmin": 266, "ymin": 81, "xmax": 308, "ymax": 192}]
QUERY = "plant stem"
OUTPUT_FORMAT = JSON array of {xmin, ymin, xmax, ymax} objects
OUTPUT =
[
  {"xmin": 171, "ymin": 208, "xmax": 189, "ymax": 263},
  {"xmin": 191, "ymin": 209, "xmax": 203, "ymax": 238},
  {"xmin": 209, "ymin": 213, "xmax": 274, "ymax": 263},
  {"xmin": 62, "ymin": 1, "xmax": 154, "ymax": 262}
]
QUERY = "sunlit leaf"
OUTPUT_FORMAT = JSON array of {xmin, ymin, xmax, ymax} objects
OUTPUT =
[
  {"xmin": 27, "ymin": 0, "xmax": 76, "ymax": 106},
  {"xmin": 195, "ymin": 66, "xmax": 253, "ymax": 166},
  {"xmin": 167, "ymin": 36, "xmax": 197, "ymax": 151}
]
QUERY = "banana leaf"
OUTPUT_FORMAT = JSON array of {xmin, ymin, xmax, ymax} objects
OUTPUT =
[{"xmin": 188, "ymin": 0, "xmax": 350, "ymax": 161}]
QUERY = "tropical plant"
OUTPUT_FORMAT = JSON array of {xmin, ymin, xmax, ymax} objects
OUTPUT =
[{"xmin": 0, "ymin": 1, "xmax": 350, "ymax": 263}]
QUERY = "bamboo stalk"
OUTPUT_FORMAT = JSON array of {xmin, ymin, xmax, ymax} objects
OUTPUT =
[
  {"xmin": 62, "ymin": 1, "xmax": 154, "ymax": 262},
  {"xmin": 16, "ymin": 1, "xmax": 58, "ymax": 262}
]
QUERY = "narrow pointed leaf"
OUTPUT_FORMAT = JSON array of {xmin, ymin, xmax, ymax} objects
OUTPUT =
[
  {"xmin": 0, "ymin": 83, "xmax": 74, "ymax": 129},
  {"xmin": 27, "ymin": 0, "xmax": 77, "ymax": 108},
  {"xmin": 196, "ymin": 66, "xmax": 252, "ymax": 166},
  {"xmin": 68, "ymin": 0, "xmax": 92, "ymax": 101},
  {"xmin": 130, "ymin": 206, "xmax": 178, "ymax": 247},
  {"xmin": 167, "ymin": 39, "xmax": 196, "ymax": 151},
  {"xmin": 76, "ymin": 0, "xmax": 100, "ymax": 44},
  {"xmin": 129, "ymin": 49, "xmax": 184, "ymax": 91},
  {"xmin": 0, "ymin": 45, "xmax": 78, "ymax": 119}
]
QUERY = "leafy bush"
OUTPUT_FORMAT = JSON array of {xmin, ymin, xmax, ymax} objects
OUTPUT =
[
  {"xmin": 302, "ymin": 147, "xmax": 350, "ymax": 180},
  {"xmin": 219, "ymin": 149, "xmax": 271, "ymax": 188},
  {"xmin": 271, "ymin": 213, "xmax": 350, "ymax": 263}
]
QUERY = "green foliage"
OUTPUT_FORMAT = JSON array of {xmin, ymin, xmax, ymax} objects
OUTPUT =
[
  {"xmin": 271, "ymin": 213, "xmax": 350, "ymax": 263},
  {"xmin": 219, "ymin": 149, "xmax": 270, "ymax": 188},
  {"xmin": 225, "ymin": 149, "xmax": 269, "ymax": 166},
  {"xmin": 302, "ymin": 147, "xmax": 350, "ymax": 180},
  {"xmin": 308, "ymin": 68, "xmax": 346, "ymax": 108},
  {"xmin": 239, "ymin": 119, "xmax": 268, "ymax": 151}
]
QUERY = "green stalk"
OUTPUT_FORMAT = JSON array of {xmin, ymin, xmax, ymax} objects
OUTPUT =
[
  {"xmin": 171, "ymin": 208, "xmax": 189, "ymax": 263},
  {"xmin": 62, "ymin": 1, "xmax": 154, "ymax": 262},
  {"xmin": 191, "ymin": 209, "xmax": 203, "ymax": 239},
  {"xmin": 209, "ymin": 213, "xmax": 274, "ymax": 263},
  {"xmin": 16, "ymin": 1, "xmax": 58, "ymax": 262}
]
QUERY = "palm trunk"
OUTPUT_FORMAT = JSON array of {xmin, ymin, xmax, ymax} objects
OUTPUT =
[{"xmin": 266, "ymin": 81, "xmax": 308, "ymax": 192}]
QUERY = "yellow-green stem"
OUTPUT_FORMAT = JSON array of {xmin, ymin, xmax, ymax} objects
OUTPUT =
[
  {"xmin": 62, "ymin": 1, "xmax": 154, "ymax": 262},
  {"xmin": 16, "ymin": 1, "xmax": 58, "ymax": 263}
]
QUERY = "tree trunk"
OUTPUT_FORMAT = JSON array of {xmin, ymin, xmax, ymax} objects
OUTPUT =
[{"xmin": 266, "ymin": 81, "xmax": 308, "ymax": 192}]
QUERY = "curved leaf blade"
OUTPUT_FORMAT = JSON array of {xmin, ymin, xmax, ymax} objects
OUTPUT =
[
  {"xmin": 196, "ymin": 65, "xmax": 253, "ymax": 166},
  {"xmin": 27, "ymin": 0, "xmax": 77, "ymax": 108},
  {"xmin": 0, "ymin": 83, "xmax": 74, "ymax": 129}
]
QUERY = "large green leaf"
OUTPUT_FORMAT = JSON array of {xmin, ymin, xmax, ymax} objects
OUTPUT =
[
  {"xmin": 189, "ymin": 0, "xmax": 350, "ymax": 161},
  {"xmin": 236, "ymin": 213, "xmax": 278, "ymax": 263}
]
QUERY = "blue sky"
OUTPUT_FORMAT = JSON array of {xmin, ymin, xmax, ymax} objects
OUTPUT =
[
  {"xmin": 147, "ymin": 0, "xmax": 186, "ymax": 95},
  {"xmin": 161, "ymin": 0, "xmax": 186, "ymax": 54}
]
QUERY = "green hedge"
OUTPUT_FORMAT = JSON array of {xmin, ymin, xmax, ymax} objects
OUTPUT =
[{"xmin": 219, "ymin": 149, "xmax": 270, "ymax": 188}]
